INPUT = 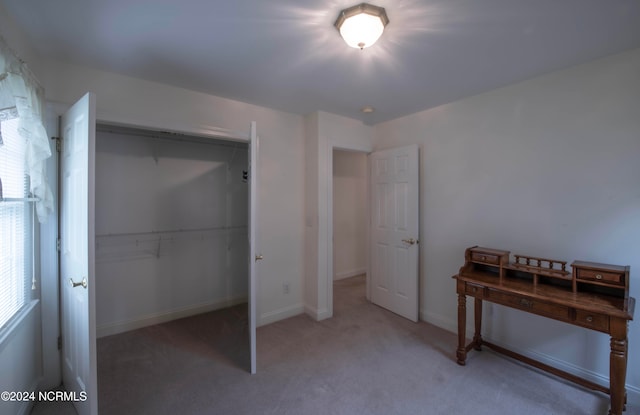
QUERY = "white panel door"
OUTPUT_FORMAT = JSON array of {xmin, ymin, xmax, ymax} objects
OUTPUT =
[
  {"xmin": 370, "ymin": 145, "xmax": 419, "ymax": 322},
  {"xmin": 60, "ymin": 92, "xmax": 98, "ymax": 415},
  {"xmin": 248, "ymin": 122, "xmax": 259, "ymax": 374}
]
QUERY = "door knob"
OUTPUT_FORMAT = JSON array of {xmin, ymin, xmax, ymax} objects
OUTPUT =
[
  {"xmin": 69, "ymin": 277, "xmax": 87, "ymax": 289},
  {"xmin": 255, "ymin": 254, "xmax": 264, "ymax": 261},
  {"xmin": 402, "ymin": 238, "xmax": 417, "ymax": 245}
]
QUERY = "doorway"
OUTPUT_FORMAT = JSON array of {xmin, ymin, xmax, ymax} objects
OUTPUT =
[
  {"xmin": 331, "ymin": 149, "xmax": 369, "ymax": 312},
  {"xmin": 325, "ymin": 145, "xmax": 420, "ymax": 322}
]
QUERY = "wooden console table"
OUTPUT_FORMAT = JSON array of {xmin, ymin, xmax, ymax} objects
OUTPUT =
[{"xmin": 453, "ymin": 246, "xmax": 635, "ymax": 415}]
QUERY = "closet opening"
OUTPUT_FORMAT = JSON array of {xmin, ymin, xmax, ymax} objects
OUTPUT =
[{"xmin": 93, "ymin": 123, "xmax": 251, "ymax": 371}]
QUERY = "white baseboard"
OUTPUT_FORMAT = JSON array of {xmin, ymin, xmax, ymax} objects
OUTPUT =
[
  {"xmin": 16, "ymin": 377, "xmax": 42, "ymax": 415},
  {"xmin": 334, "ymin": 268, "xmax": 366, "ymax": 281},
  {"xmin": 304, "ymin": 304, "xmax": 318, "ymax": 320},
  {"xmin": 420, "ymin": 309, "xmax": 456, "ymax": 332},
  {"xmin": 97, "ymin": 296, "xmax": 248, "ymax": 338},
  {"xmin": 258, "ymin": 303, "xmax": 304, "ymax": 327},
  {"xmin": 628, "ymin": 385, "xmax": 640, "ymax": 405},
  {"xmin": 420, "ymin": 308, "xmax": 640, "ymax": 405},
  {"xmin": 303, "ymin": 304, "xmax": 332, "ymax": 322}
]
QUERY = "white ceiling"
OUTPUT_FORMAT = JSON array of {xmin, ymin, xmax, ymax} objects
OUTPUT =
[{"xmin": 3, "ymin": 0, "xmax": 640, "ymax": 125}]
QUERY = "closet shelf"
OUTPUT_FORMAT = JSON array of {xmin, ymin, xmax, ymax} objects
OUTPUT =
[
  {"xmin": 96, "ymin": 225, "xmax": 247, "ymax": 239},
  {"xmin": 95, "ymin": 225, "xmax": 248, "ymax": 263}
]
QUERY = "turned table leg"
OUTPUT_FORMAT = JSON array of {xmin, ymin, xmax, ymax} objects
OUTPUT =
[
  {"xmin": 608, "ymin": 319, "xmax": 628, "ymax": 415},
  {"xmin": 456, "ymin": 292, "xmax": 467, "ymax": 365}
]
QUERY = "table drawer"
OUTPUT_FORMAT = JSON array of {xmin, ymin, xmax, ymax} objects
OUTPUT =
[
  {"xmin": 487, "ymin": 290, "xmax": 570, "ymax": 320},
  {"xmin": 465, "ymin": 282, "xmax": 484, "ymax": 298},
  {"xmin": 471, "ymin": 251, "xmax": 500, "ymax": 265},
  {"xmin": 576, "ymin": 268, "xmax": 624, "ymax": 286},
  {"xmin": 574, "ymin": 310, "xmax": 609, "ymax": 332}
]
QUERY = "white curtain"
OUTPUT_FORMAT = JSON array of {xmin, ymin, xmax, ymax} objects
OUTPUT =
[{"xmin": 0, "ymin": 35, "xmax": 53, "ymax": 222}]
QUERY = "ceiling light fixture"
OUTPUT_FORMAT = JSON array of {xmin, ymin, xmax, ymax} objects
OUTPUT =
[
  {"xmin": 334, "ymin": 3, "xmax": 389, "ymax": 50},
  {"xmin": 361, "ymin": 106, "xmax": 375, "ymax": 113}
]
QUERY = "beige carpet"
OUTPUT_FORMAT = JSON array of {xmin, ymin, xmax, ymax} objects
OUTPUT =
[{"xmin": 33, "ymin": 275, "xmax": 632, "ymax": 415}]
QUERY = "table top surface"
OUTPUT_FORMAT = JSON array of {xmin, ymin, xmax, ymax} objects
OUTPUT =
[{"xmin": 454, "ymin": 270, "xmax": 635, "ymax": 320}]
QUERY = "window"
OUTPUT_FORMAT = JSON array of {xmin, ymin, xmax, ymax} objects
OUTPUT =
[{"xmin": 0, "ymin": 118, "xmax": 34, "ymax": 330}]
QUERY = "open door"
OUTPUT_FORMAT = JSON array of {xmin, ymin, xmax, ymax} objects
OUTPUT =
[
  {"xmin": 248, "ymin": 121, "xmax": 259, "ymax": 374},
  {"xmin": 370, "ymin": 145, "xmax": 419, "ymax": 322},
  {"xmin": 60, "ymin": 92, "xmax": 98, "ymax": 415}
]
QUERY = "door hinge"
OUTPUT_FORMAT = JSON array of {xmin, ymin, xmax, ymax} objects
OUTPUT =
[
  {"xmin": 57, "ymin": 336, "xmax": 62, "ymax": 350},
  {"xmin": 56, "ymin": 238, "xmax": 61, "ymax": 252},
  {"xmin": 51, "ymin": 136, "xmax": 61, "ymax": 152}
]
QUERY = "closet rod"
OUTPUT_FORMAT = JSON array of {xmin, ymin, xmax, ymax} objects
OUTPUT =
[{"xmin": 96, "ymin": 225, "xmax": 247, "ymax": 238}]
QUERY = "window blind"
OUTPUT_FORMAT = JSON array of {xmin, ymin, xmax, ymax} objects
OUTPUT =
[{"xmin": 0, "ymin": 118, "xmax": 34, "ymax": 330}]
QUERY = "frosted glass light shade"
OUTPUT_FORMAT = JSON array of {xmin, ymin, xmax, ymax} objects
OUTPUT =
[{"xmin": 334, "ymin": 3, "xmax": 389, "ymax": 50}]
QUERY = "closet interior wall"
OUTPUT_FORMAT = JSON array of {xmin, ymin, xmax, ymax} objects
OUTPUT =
[{"xmin": 94, "ymin": 125, "xmax": 249, "ymax": 337}]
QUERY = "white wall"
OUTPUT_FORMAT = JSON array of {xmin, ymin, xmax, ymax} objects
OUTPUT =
[
  {"xmin": 374, "ymin": 48, "xmax": 640, "ymax": 401},
  {"xmin": 333, "ymin": 150, "xmax": 367, "ymax": 280},
  {"xmin": 94, "ymin": 129, "xmax": 249, "ymax": 336},
  {"xmin": 41, "ymin": 61, "xmax": 306, "ymax": 328}
]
